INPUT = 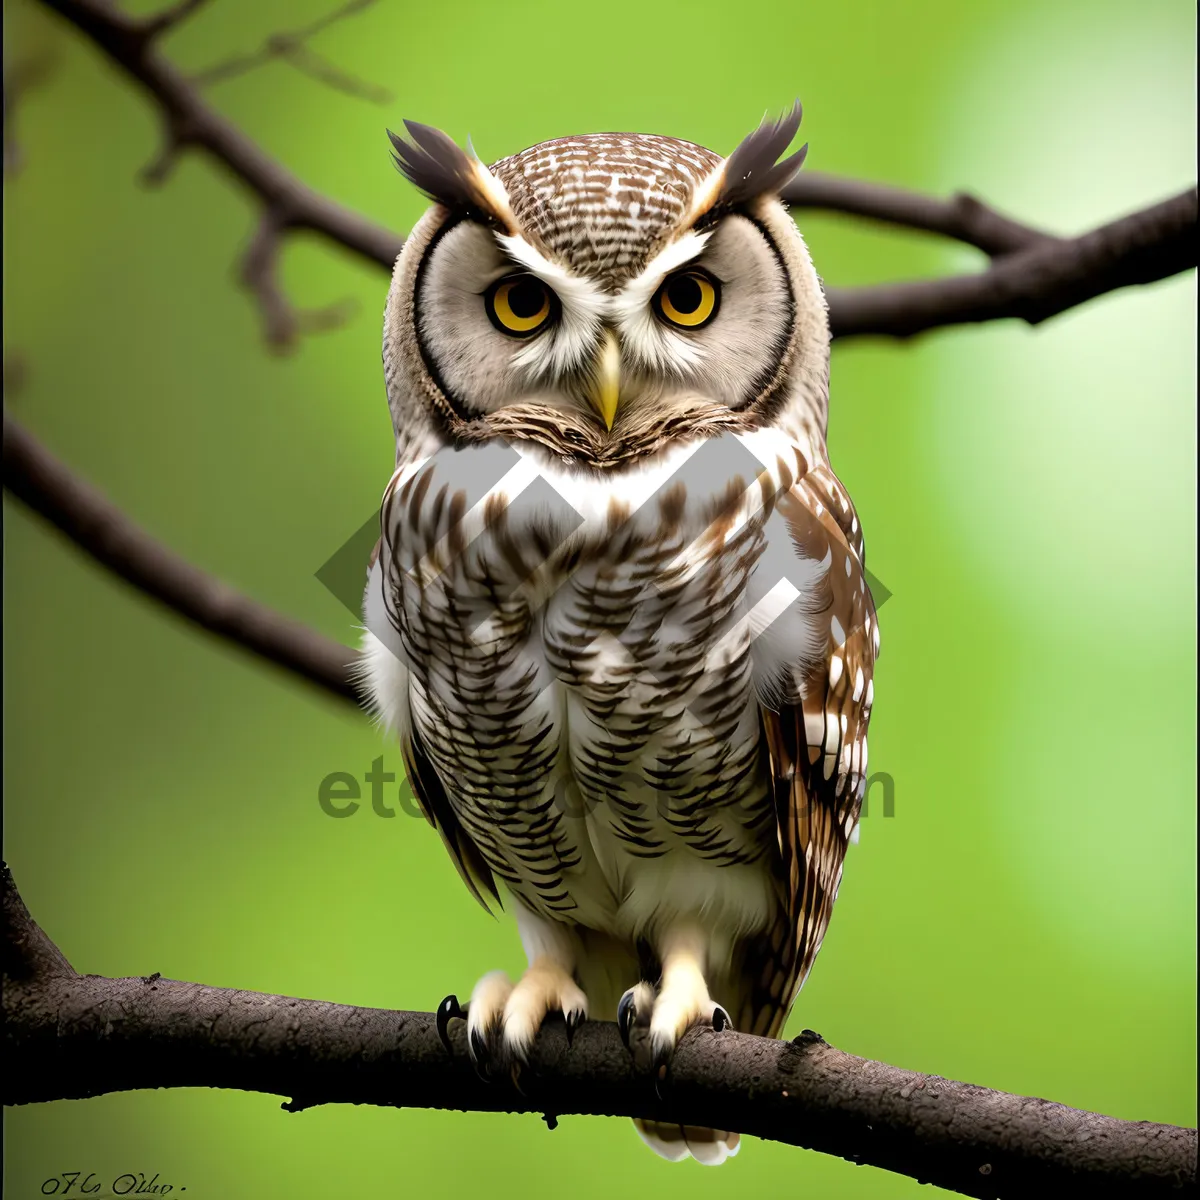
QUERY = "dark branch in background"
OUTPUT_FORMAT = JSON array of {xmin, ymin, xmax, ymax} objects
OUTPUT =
[
  {"xmin": 37, "ymin": 0, "xmax": 403, "ymax": 350},
  {"xmin": 191, "ymin": 0, "xmax": 393, "ymax": 104},
  {"xmin": 33, "ymin": 0, "xmax": 1200, "ymax": 350},
  {"xmin": 819, "ymin": 188, "xmax": 1198, "ymax": 339},
  {"xmin": 3, "ymin": 865, "xmax": 1193, "ymax": 1200},
  {"xmin": 239, "ymin": 208, "xmax": 360, "ymax": 348},
  {"xmin": 2, "ymin": 414, "xmax": 359, "ymax": 707},
  {"xmin": 780, "ymin": 173, "xmax": 1057, "ymax": 256},
  {"xmin": 140, "ymin": 0, "xmax": 210, "ymax": 40}
]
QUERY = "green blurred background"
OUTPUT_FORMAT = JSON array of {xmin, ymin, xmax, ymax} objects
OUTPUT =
[{"xmin": 3, "ymin": 0, "xmax": 1195, "ymax": 1195}]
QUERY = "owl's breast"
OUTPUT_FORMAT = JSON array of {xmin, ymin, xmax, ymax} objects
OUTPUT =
[{"xmin": 370, "ymin": 435, "xmax": 817, "ymax": 931}]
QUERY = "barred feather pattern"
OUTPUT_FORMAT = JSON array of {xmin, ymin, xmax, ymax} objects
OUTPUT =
[{"xmin": 745, "ymin": 460, "xmax": 877, "ymax": 1036}]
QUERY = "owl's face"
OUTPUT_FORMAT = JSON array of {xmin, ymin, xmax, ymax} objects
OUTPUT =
[{"xmin": 384, "ymin": 112, "xmax": 830, "ymax": 467}]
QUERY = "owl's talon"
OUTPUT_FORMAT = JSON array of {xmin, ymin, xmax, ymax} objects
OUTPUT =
[
  {"xmin": 469, "ymin": 1026, "xmax": 492, "ymax": 1073},
  {"xmin": 711, "ymin": 1004, "xmax": 732, "ymax": 1034},
  {"xmin": 436, "ymin": 994, "xmax": 466, "ymax": 1055},
  {"xmin": 564, "ymin": 1008, "xmax": 584, "ymax": 1047},
  {"xmin": 617, "ymin": 990, "xmax": 637, "ymax": 1048}
]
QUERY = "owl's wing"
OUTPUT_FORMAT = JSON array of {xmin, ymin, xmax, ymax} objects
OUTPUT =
[
  {"xmin": 746, "ymin": 464, "xmax": 878, "ymax": 1037},
  {"xmin": 402, "ymin": 719, "xmax": 502, "ymax": 914},
  {"xmin": 367, "ymin": 537, "xmax": 501, "ymax": 915}
]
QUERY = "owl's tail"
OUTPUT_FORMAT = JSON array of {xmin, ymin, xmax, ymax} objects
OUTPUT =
[{"xmin": 632, "ymin": 1119, "xmax": 741, "ymax": 1165}]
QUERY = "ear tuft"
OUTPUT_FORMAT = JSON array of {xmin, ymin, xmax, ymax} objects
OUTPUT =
[
  {"xmin": 684, "ymin": 100, "xmax": 808, "ymax": 228},
  {"xmin": 387, "ymin": 121, "xmax": 516, "ymax": 232},
  {"xmin": 721, "ymin": 100, "xmax": 807, "ymax": 207}
]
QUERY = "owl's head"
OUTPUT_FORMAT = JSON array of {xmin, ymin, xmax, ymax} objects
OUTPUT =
[{"xmin": 383, "ymin": 104, "xmax": 829, "ymax": 469}]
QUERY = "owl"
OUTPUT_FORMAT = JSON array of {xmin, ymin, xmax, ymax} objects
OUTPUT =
[{"xmin": 360, "ymin": 103, "xmax": 878, "ymax": 1164}]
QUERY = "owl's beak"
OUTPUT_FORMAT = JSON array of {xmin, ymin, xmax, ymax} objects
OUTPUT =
[{"xmin": 587, "ymin": 330, "xmax": 621, "ymax": 431}]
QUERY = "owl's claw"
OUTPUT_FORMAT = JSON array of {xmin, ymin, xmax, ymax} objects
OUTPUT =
[
  {"xmin": 617, "ymin": 989, "xmax": 637, "ymax": 1048},
  {"xmin": 564, "ymin": 1008, "xmax": 584, "ymax": 1047},
  {"xmin": 711, "ymin": 1005, "xmax": 732, "ymax": 1034},
  {"xmin": 469, "ymin": 1026, "xmax": 494, "ymax": 1080},
  {"xmin": 436, "ymin": 994, "xmax": 467, "ymax": 1055}
]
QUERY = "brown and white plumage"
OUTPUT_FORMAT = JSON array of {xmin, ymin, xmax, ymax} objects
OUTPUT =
[{"xmin": 362, "ymin": 104, "xmax": 877, "ymax": 1164}]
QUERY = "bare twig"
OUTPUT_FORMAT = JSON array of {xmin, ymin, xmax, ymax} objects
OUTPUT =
[
  {"xmin": 140, "ymin": 0, "xmax": 211, "ymax": 40},
  {"xmin": 34, "ymin": 0, "xmax": 1199, "ymax": 350},
  {"xmin": 36, "ymin": 0, "xmax": 404, "ymax": 350},
  {"xmin": 239, "ymin": 208, "xmax": 359, "ymax": 350},
  {"xmin": 1, "ymin": 864, "xmax": 1193, "ymax": 1199},
  {"xmin": 192, "ymin": 0, "xmax": 392, "ymax": 105},
  {"xmin": 2, "ymin": 413, "xmax": 360, "ymax": 706}
]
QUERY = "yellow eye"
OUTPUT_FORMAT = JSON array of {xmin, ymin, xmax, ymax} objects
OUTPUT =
[
  {"xmin": 486, "ymin": 274, "xmax": 555, "ymax": 337},
  {"xmin": 654, "ymin": 269, "xmax": 719, "ymax": 329}
]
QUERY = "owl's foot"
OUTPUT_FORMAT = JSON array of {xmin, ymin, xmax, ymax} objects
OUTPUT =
[
  {"xmin": 616, "ymin": 983, "xmax": 731, "ymax": 1075},
  {"xmin": 502, "ymin": 957, "xmax": 588, "ymax": 1062},
  {"xmin": 466, "ymin": 959, "xmax": 588, "ymax": 1071},
  {"xmin": 647, "ymin": 930, "xmax": 732, "ymax": 1071},
  {"xmin": 649, "ymin": 987, "xmax": 731, "ymax": 1070}
]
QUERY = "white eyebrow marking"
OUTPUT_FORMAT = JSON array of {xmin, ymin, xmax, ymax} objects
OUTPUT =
[
  {"xmin": 615, "ymin": 229, "xmax": 713, "ymax": 313},
  {"xmin": 610, "ymin": 229, "xmax": 714, "ymax": 375},
  {"xmin": 494, "ymin": 231, "xmax": 608, "ymax": 376}
]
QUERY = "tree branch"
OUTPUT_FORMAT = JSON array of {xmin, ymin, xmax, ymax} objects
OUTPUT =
[
  {"xmin": 33, "ymin": 0, "xmax": 1198, "ymax": 349},
  {"xmin": 191, "ymin": 0, "xmax": 393, "ymax": 105},
  {"xmin": 2, "ymin": 413, "xmax": 360, "ymax": 706},
  {"xmin": 3, "ymin": 41, "xmax": 59, "ymax": 177},
  {"xmin": 2, "ymin": 864, "xmax": 1193, "ymax": 1199},
  {"xmin": 2, "ymin": 864, "xmax": 75, "ymax": 983},
  {"xmin": 239, "ymin": 206, "xmax": 360, "ymax": 350},
  {"xmin": 139, "ymin": 0, "xmax": 211, "ymax": 40},
  {"xmin": 780, "ymin": 173, "xmax": 1056, "ymax": 256},
  {"xmin": 824, "ymin": 187, "xmax": 1199, "ymax": 339}
]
